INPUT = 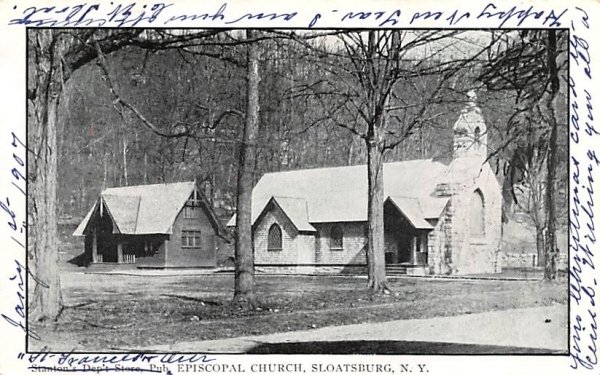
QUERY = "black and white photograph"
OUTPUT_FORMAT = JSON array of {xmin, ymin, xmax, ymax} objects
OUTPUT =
[{"xmin": 24, "ymin": 27, "xmax": 570, "ymax": 356}]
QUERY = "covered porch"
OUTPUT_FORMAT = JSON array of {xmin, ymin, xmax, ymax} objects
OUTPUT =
[
  {"xmin": 384, "ymin": 197, "xmax": 433, "ymax": 275},
  {"xmin": 80, "ymin": 198, "xmax": 169, "ymax": 266},
  {"xmin": 89, "ymin": 230, "xmax": 166, "ymax": 265}
]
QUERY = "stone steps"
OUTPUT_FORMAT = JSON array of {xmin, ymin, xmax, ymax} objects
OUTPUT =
[
  {"xmin": 86, "ymin": 262, "xmax": 137, "ymax": 272},
  {"xmin": 385, "ymin": 264, "xmax": 408, "ymax": 275}
]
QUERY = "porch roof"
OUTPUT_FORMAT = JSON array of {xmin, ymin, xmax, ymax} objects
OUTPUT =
[{"xmin": 385, "ymin": 196, "xmax": 434, "ymax": 230}]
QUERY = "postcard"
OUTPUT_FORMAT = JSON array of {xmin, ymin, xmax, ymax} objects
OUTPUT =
[{"xmin": 0, "ymin": 0, "xmax": 596, "ymax": 374}]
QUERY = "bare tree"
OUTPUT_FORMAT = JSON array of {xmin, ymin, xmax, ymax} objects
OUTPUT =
[
  {"xmin": 543, "ymin": 30, "xmax": 561, "ymax": 280},
  {"xmin": 478, "ymin": 30, "xmax": 567, "ymax": 279},
  {"xmin": 233, "ymin": 29, "xmax": 260, "ymax": 309},
  {"xmin": 288, "ymin": 30, "xmax": 492, "ymax": 292},
  {"xmin": 28, "ymin": 30, "xmax": 63, "ymax": 322},
  {"xmin": 27, "ymin": 29, "xmax": 226, "ymax": 322}
]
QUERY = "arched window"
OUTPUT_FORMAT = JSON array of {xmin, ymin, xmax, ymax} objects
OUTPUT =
[
  {"xmin": 330, "ymin": 225, "xmax": 344, "ymax": 250},
  {"xmin": 268, "ymin": 224, "xmax": 282, "ymax": 251},
  {"xmin": 470, "ymin": 190, "xmax": 485, "ymax": 237},
  {"xmin": 474, "ymin": 127, "xmax": 481, "ymax": 146}
]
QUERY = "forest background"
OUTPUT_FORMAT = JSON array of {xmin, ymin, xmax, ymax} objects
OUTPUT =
[{"xmin": 54, "ymin": 30, "xmax": 568, "ymax": 227}]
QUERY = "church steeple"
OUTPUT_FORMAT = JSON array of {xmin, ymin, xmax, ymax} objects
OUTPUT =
[{"xmin": 452, "ymin": 90, "xmax": 487, "ymax": 160}]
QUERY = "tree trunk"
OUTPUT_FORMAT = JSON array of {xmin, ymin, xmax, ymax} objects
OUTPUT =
[
  {"xmin": 366, "ymin": 135, "xmax": 389, "ymax": 293},
  {"xmin": 543, "ymin": 30, "xmax": 560, "ymax": 280},
  {"xmin": 363, "ymin": 31, "xmax": 392, "ymax": 294},
  {"xmin": 365, "ymin": 81, "xmax": 390, "ymax": 293},
  {"xmin": 102, "ymin": 151, "xmax": 108, "ymax": 190},
  {"xmin": 122, "ymin": 138, "xmax": 129, "ymax": 186},
  {"xmin": 535, "ymin": 225, "xmax": 546, "ymax": 267},
  {"xmin": 233, "ymin": 29, "xmax": 260, "ymax": 309},
  {"xmin": 143, "ymin": 151, "xmax": 147, "ymax": 184},
  {"xmin": 28, "ymin": 30, "xmax": 63, "ymax": 322}
]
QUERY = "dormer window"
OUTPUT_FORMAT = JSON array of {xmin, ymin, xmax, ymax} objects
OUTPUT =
[{"xmin": 183, "ymin": 189, "xmax": 201, "ymax": 219}]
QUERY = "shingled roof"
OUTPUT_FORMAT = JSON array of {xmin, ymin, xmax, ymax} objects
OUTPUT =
[
  {"xmin": 73, "ymin": 181, "xmax": 225, "ymax": 236},
  {"xmin": 227, "ymin": 157, "xmax": 488, "ymax": 228}
]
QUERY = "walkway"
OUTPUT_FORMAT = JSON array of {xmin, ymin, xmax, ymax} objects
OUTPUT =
[{"xmin": 143, "ymin": 304, "xmax": 567, "ymax": 354}]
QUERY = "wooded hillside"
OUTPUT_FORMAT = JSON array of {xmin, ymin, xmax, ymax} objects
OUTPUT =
[{"xmin": 54, "ymin": 31, "xmax": 567, "ymax": 222}]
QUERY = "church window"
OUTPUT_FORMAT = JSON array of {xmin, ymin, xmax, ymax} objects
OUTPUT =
[
  {"xmin": 268, "ymin": 223, "xmax": 282, "ymax": 251},
  {"xmin": 330, "ymin": 225, "xmax": 344, "ymax": 250},
  {"xmin": 470, "ymin": 190, "xmax": 485, "ymax": 237}
]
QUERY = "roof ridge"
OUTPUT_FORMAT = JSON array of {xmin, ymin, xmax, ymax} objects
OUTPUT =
[
  {"xmin": 262, "ymin": 158, "xmax": 436, "ymax": 176},
  {"xmin": 387, "ymin": 195, "xmax": 420, "ymax": 200},
  {"xmin": 102, "ymin": 180, "xmax": 194, "ymax": 193},
  {"xmin": 272, "ymin": 195, "xmax": 307, "ymax": 200},
  {"xmin": 133, "ymin": 195, "xmax": 142, "ymax": 233},
  {"xmin": 304, "ymin": 198, "xmax": 311, "ymax": 224}
]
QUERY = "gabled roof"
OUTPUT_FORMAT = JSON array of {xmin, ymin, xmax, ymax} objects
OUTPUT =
[
  {"xmin": 385, "ymin": 196, "xmax": 433, "ymax": 230},
  {"xmin": 73, "ymin": 181, "xmax": 226, "ymax": 237},
  {"xmin": 256, "ymin": 196, "xmax": 316, "ymax": 232},
  {"xmin": 227, "ymin": 157, "xmax": 491, "ymax": 228},
  {"xmin": 102, "ymin": 195, "xmax": 141, "ymax": 233}
]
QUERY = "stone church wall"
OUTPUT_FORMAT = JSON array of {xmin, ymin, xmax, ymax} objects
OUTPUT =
[
  {"xmin": 427, "ymin": 165, "xmax": 502, "ymax": 275},
  {"xmin": 440, "ymin": 167, "xmax": 502, "ymax": 275}
]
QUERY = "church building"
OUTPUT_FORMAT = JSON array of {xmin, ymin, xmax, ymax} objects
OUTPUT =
[{"xmin": 229, "ymin": 91, "xmax": 503, "ymax": 275}]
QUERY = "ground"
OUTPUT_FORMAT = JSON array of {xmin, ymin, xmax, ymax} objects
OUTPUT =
[
  {"xmin": 30, "ymin": 271, "xmax": 567, "ymax": 353},
  {"xmin": 42, "ymin": 220, "xmax": 569, "ymax": 353},
  {"xmin": 147, "ymin": 305, "xmax": 567, "ymax": 354}
]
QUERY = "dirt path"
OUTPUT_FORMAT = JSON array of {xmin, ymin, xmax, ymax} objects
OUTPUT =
[{"xmin": 142, "ymin": 304, "xmax": 567, "ymax": 354}]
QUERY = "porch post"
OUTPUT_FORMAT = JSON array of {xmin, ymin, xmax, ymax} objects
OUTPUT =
[
  {"xmin": 411, "ymin": 236, "xmax": 417, "ymax": 265},
  {"xmin": 92, "ymin": 230, "xmax": 98, "ymax": 263},
  {"xmin": 117, "ymin": 242, "xmax": 124, "ymax": 263},
  {"xmin": 419, "ymin": 234, "xmax": 426, "ymax": 265}
]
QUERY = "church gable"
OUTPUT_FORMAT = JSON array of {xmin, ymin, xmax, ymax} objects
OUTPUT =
[
  {"xmin": 253, "ymin": 199, "xmax": 307, "ymax": 263},
  {"xmin": 254, "ymin": 198, "xmax": 299, "ymax": 240}
]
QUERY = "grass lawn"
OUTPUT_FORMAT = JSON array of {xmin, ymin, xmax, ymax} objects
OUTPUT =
[{"xmin": 30, "ymin": 272, "xmax": 567, "ymax": 352}]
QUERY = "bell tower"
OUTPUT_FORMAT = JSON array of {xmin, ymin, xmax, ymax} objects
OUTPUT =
[{"xmin": 453, "ymin": 90, "xmax": 487, "ymax": 160}]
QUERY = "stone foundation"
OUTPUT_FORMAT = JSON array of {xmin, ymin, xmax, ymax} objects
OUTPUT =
[
  {"xmin": 405, "ymin": 265, "xmax": 429, "ymax": 276},
  {"xmin": 255, "ymin": 265, "xmax": 367, "ymax": 275}
]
